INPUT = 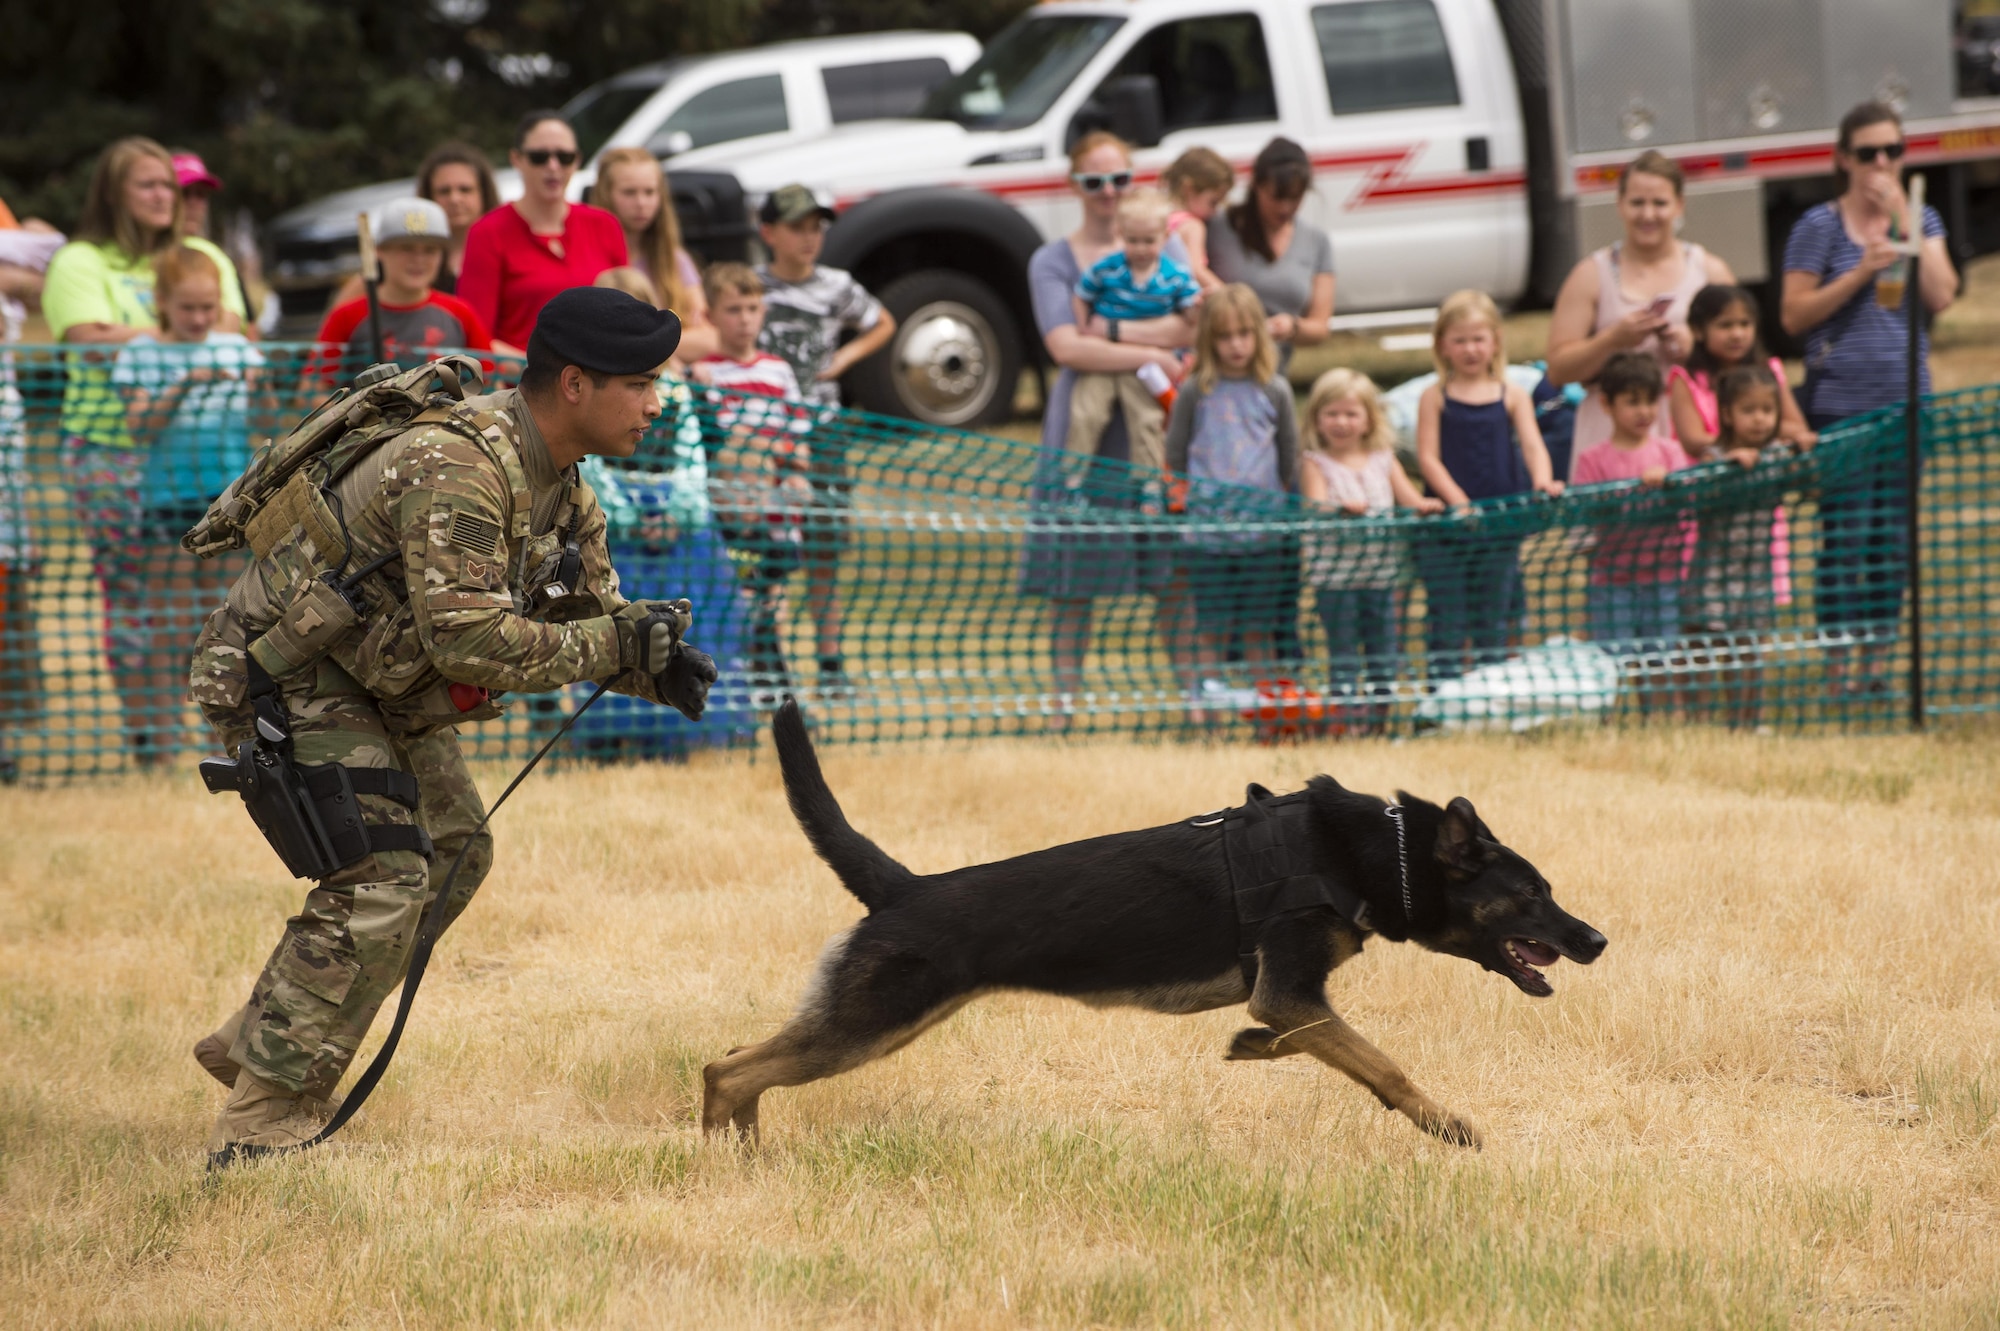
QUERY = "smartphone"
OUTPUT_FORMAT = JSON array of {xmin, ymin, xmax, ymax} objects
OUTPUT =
[{"xmin": 1645, "ymin": 294, "xmax": 1674, "ymax": 319}]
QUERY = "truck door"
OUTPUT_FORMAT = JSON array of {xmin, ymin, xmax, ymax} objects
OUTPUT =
[
  {"xmin": 1298, "ymin": 0, "xmax": 1526, "ymax": 310},
  {"xmin": 1078, "ymin": 12, "xmax": 1286, "ymax": 182}
]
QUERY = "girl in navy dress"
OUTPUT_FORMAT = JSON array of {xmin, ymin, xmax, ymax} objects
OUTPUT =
[{"xmin": 1413, "ymin": 290, "xmax": 1564, "ymax": 680}]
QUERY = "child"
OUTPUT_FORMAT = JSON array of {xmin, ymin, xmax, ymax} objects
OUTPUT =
[
  {"xmin": 593, "ymin": 263, "xmax": 659, "ymax": 308},
  {"xmin": 111, "ymin": 244, "xmax": 265, "ymax": 763},
  {"xmin": 1414, "ymin": 289, "xmax": 1563, "ymax": 680},
  {"xmin": 1669, "ymin": 282, "xmax": 1815, "ymax": 628},
  {"xmin": 755, "ymin": 183, "xmax": 889, "ymax": 689},
  {"xmin": 1668, "ymin": 284, "xmax": 1815, "ymax": 458},
  {"xmin": 1683, "ymin": 363, "xmax": 1789, "ymax": 729},
  {"xmin": 1165, "ymin": 284, "xmax": 1297, "ymax": 704},
  {"xmin": 1571, "ymin": 352, "xmax": 1693, "ymax": 715},
  {"xmin": 1300, "ymin": 368, "xmax": 1443, "ymax": 726},
  {"xmin": 1161, "ymin": 147, "xmax": 1233, "ymax": 290},
  {"xmin": 313, "ymin": 198, "xmax": 491, "ymax": 383},
  {"xmin": 571, "ymin": 265, "xmax": 754, "ymax": 758},
  {"xmin": 1069, "ymin": 187, "xmax": 1200, "ymax": 478},
  {"xmin": 591, "ymin": 266, "xmax": 714, "ymax": 545},
  {"xmin": 755, "ymin": 183, "xmax": 893, "ymax": 408},
  {"xmin": 693, "ymin": 262, "xmax": 809, "ymax": 694}
]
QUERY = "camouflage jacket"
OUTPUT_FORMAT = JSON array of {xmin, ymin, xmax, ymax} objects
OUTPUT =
[{"xmin": 198, "ymin": 387, "xmax": 670, "ymax": 730}]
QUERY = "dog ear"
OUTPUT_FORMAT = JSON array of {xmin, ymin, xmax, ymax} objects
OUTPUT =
[{"xmin": 1435, "ymin": 796, "xmax": 1489, "ymax": 875}]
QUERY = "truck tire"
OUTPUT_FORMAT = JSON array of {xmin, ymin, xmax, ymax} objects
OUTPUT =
[{"xmin": 846, "ymin": 269, "xmax": 1023, "ymax": 427}]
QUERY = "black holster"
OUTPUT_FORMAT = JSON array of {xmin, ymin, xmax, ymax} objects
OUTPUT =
[{"xmin": 200, "ymin": 659, "xmax": 432, "ymax": 880}]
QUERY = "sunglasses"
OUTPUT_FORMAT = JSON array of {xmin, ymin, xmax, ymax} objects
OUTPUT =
[
  {"xmin": 523, "ymin": 149, "xmax": 579, "ymax": 167},
  {"xmin": 1849, "ymin": 142, "xmax": 1906, "ymax": 164},
  {"xmin": 1071, "ymin": 170, "xmax": 1133, "ymax": 194}
]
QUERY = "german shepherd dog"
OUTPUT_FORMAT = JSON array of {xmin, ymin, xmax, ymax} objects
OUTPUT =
[{"xmin": 702, "ymin": 703, "xmax": 1607, "ymax": 1147}]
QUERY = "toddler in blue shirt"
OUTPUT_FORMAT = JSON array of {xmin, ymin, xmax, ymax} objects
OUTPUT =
[{"xmin": 1067, "ymin": 187, "xmax": 1200, "ymax": 476}]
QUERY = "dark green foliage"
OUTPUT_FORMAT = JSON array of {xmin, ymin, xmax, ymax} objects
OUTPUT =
[{"xmin": 0, "ymin": 0, "xmax": 1031, "ymax": 227}]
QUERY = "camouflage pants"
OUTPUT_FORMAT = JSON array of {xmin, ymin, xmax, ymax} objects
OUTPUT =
[{"xmin": 201, "ymin": 657, "xmax": 492, "ymax": 1098}]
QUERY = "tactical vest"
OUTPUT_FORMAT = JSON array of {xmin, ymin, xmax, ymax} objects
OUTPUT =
[
  {"xmin": 1209, "ymin": 784, "xmax": 1376, "ymax": 987},
  {"xmin": 188, "ymin": 361, "xmax": 587, "ymax": 736}
]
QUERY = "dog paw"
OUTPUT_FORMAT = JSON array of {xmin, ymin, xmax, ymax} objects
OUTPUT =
[
  {"xmin": 1224, "ymin": 1027, "xmax": 1281, "ymax": 1060},
  {"xmin": 699, "ymin": 1063, "xmax": 732, "ymax": 1134},
  {"xmin": 1422, "ymin": 1112, "xmax": 1483, "ymax": 1150}
]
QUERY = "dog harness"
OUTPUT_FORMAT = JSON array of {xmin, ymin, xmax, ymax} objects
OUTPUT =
[{"xmin": 1196, "ymin": 783, "xmax": 1378, "ymax": 989}]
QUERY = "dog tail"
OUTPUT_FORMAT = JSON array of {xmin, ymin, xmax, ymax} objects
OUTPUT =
[{"xmin": 773, "ymin": 699, "xmax": 914, "ymax": 912}]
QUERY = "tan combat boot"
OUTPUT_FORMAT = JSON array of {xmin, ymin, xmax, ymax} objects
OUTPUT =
[
  {"xmin": 192, "ymin": 1004, "xmax": 251, "ymax": 1089},
  {"xmin": 205, "ymin": 1067, "xmax": 326, "ymax": 1170}
]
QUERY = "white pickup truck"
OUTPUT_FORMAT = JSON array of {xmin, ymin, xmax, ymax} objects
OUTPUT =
[
  {"xmin": 667, "ymin": 0, "xmax": 2000, "ymax": 425},
  {"xmin": 264, "ymin": 31, "xmax": 979, "ymax": 325}
]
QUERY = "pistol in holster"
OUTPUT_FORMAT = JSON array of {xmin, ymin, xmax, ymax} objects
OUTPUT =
[{"xmin": 201, "ymin": 666, "xmax": 432, "ymax": 880}]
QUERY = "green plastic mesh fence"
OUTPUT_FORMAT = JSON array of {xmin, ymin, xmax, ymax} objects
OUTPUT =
[{"xmin": 0, "ymin": 341, "xmax": 1991, "ymax": 781}]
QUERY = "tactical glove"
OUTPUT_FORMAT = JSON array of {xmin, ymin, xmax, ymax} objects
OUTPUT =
[
  {"xmin": 614, "ymin": 599, "xmax": 692, "ymax": 676},
  {"xmin": 657, "ymin": 642, "xmax": 718, "ymax": 721}
]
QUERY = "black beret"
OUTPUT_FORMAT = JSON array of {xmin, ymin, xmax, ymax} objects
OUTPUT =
[{"xmin": 530, "ymin": 286, "xmax": 682, "ymax": 375}]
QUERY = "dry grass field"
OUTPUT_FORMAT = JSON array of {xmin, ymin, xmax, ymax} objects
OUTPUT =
[{"xmin": 3, "ymin": 725, "xmax": 1999, "ymax": 1329}]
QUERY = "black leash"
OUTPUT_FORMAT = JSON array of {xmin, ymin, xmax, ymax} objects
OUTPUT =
[{"xmin": 299, "ymin": 679, "xmax": 614, "ymax": 1150}]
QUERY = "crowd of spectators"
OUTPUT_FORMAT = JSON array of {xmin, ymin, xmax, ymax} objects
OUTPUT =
[
  {"xmin": 0, "ymin": 114, "xmax": 903, "ymax": 758},
  {"xmin": 0, "ymin": 92, "xmax": 1969, "ymax": 757},
  {"xmin": 1018, "ymin": 101, "xmax": 1959, "ymax": 725}
]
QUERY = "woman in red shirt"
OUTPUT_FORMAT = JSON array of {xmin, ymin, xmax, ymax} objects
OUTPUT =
[{"xmin": 458, "ymin": 111, "xmax": 627, "ymax": 353}]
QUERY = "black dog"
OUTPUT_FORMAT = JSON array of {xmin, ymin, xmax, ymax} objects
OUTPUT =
[{"xmin": 702, "ymin": 703, "xmax": 1607, "ymax": 1147}]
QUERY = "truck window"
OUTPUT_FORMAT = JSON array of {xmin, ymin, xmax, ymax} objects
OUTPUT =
[
  {"xmin": 648, "ymin": 74, "xmax": 790, "ymax": 153},
  {"xmin": 1105, "ymin": 14, "xmax": 1278, "ymax": 131},
  {"xmin": 562, "ymin": 68, "xmax": 677, "ymax": 162},
  {"xmin": 824, "ymin": 58, "xmax": 954, "ymax": 123},
  {"xmin": 917, "ymin": 15, "xmax": 1124, "ymax": 131},
  {"xmin": 1312, "ymin": 0, "xmax": 1460, "ymax": 114},
  {"xmin": 1961, "ymin": 10, "xmax": 2000, "ymax": 100}
]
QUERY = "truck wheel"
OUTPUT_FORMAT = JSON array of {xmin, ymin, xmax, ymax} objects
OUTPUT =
[{"xmin": 847, "ymin": 270, "xmax": 1022, "ymax": 427}]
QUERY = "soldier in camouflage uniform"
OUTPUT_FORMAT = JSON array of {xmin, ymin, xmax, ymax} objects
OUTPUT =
[{"xmin": 189, "ymin": 288, "xmax": 715, "ymax": 1165}]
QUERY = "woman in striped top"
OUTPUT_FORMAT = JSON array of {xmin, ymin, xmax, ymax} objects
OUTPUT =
[{"xmin": 1780, "ymin": 100, "xmax": 1958, "ymax": 697}]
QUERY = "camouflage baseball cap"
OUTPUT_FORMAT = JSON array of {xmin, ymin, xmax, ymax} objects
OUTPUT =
[{"xmin": 758, "ymin": 183, "xmax": 836, "ymax": 225}]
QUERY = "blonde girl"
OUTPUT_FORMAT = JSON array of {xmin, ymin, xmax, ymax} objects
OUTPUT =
[
  {"xmin": 1301, "ymin": 369, "xmax": 1441, "ymax": 715},
  {"xmin": 593, "ymin": 147, "xmax": 715, "ymax": 361},
  {"xmin": 110, "ymin": 244, "xmax": 265, "ymax": 762},
  {"xmin": 1413, "ymin": 289, "xmax": 1561, "ymax": 679},
  {"xmin": 1164, "ymin": 283, "xmax": 1299, "ymax": 689}
]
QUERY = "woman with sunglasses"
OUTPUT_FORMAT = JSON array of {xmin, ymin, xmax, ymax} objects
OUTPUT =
[
  {"xmin": 459, "ymin": 111, "xmax": 628, "ymax": 354},
  {"xmin": 1780, "ymin": 100, "xmax": 1958, "ymax": 696},
  {"xmin": 1020, "ymin": 130, "xmax": 1195, "ymax": 730}
]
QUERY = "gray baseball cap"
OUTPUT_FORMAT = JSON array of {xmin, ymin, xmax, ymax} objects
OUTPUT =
[{"xmin": 370, "ymin": 197, "xmax": 451, "ymax": 246}]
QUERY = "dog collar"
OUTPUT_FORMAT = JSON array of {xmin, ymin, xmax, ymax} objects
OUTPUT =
[{"xmin": 1384, "ymin": 804, "xmax": 1412, "ymax": 922}]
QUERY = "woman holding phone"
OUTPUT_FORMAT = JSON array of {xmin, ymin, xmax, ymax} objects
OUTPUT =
[{"xmin": 1545, "ymin": 150, "xmax": 1734, "ymax": 467}]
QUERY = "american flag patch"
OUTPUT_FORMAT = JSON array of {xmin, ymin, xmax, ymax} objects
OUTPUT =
[{"xmin": 448, "ymin": 511, "xmax": 502, "ymax": 558}]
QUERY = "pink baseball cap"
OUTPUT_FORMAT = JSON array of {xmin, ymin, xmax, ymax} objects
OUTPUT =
[{"xmin": 172, "ymin": 152, "xmax": 223, "ymax": 192}]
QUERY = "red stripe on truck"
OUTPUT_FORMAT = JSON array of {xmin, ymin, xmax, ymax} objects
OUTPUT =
[
  {"xmin": 833, "ymin": 142, "xmax": 1521, "ymax": 212},
  {"xmin": 1357, "ymin": 170, "xmax": 1528, "ymax": 203},
  {"xmin": 1572, "ymin": 123, "xmax": 2000, "ymax": 192}
]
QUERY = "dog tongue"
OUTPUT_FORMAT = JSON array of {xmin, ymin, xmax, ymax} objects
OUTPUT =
[{"xmin": 1514, "ymin": 939, "xmax": 1561, "ymax": 966}]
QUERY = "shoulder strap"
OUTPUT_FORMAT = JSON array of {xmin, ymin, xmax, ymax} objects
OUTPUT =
[
  {"xmin": 320, "ymin": 402, "xmax": 466, "ymax": 489},
  {"xmin": 444, "ymin": 399, "xmax": 535, "ymax": 541}
]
